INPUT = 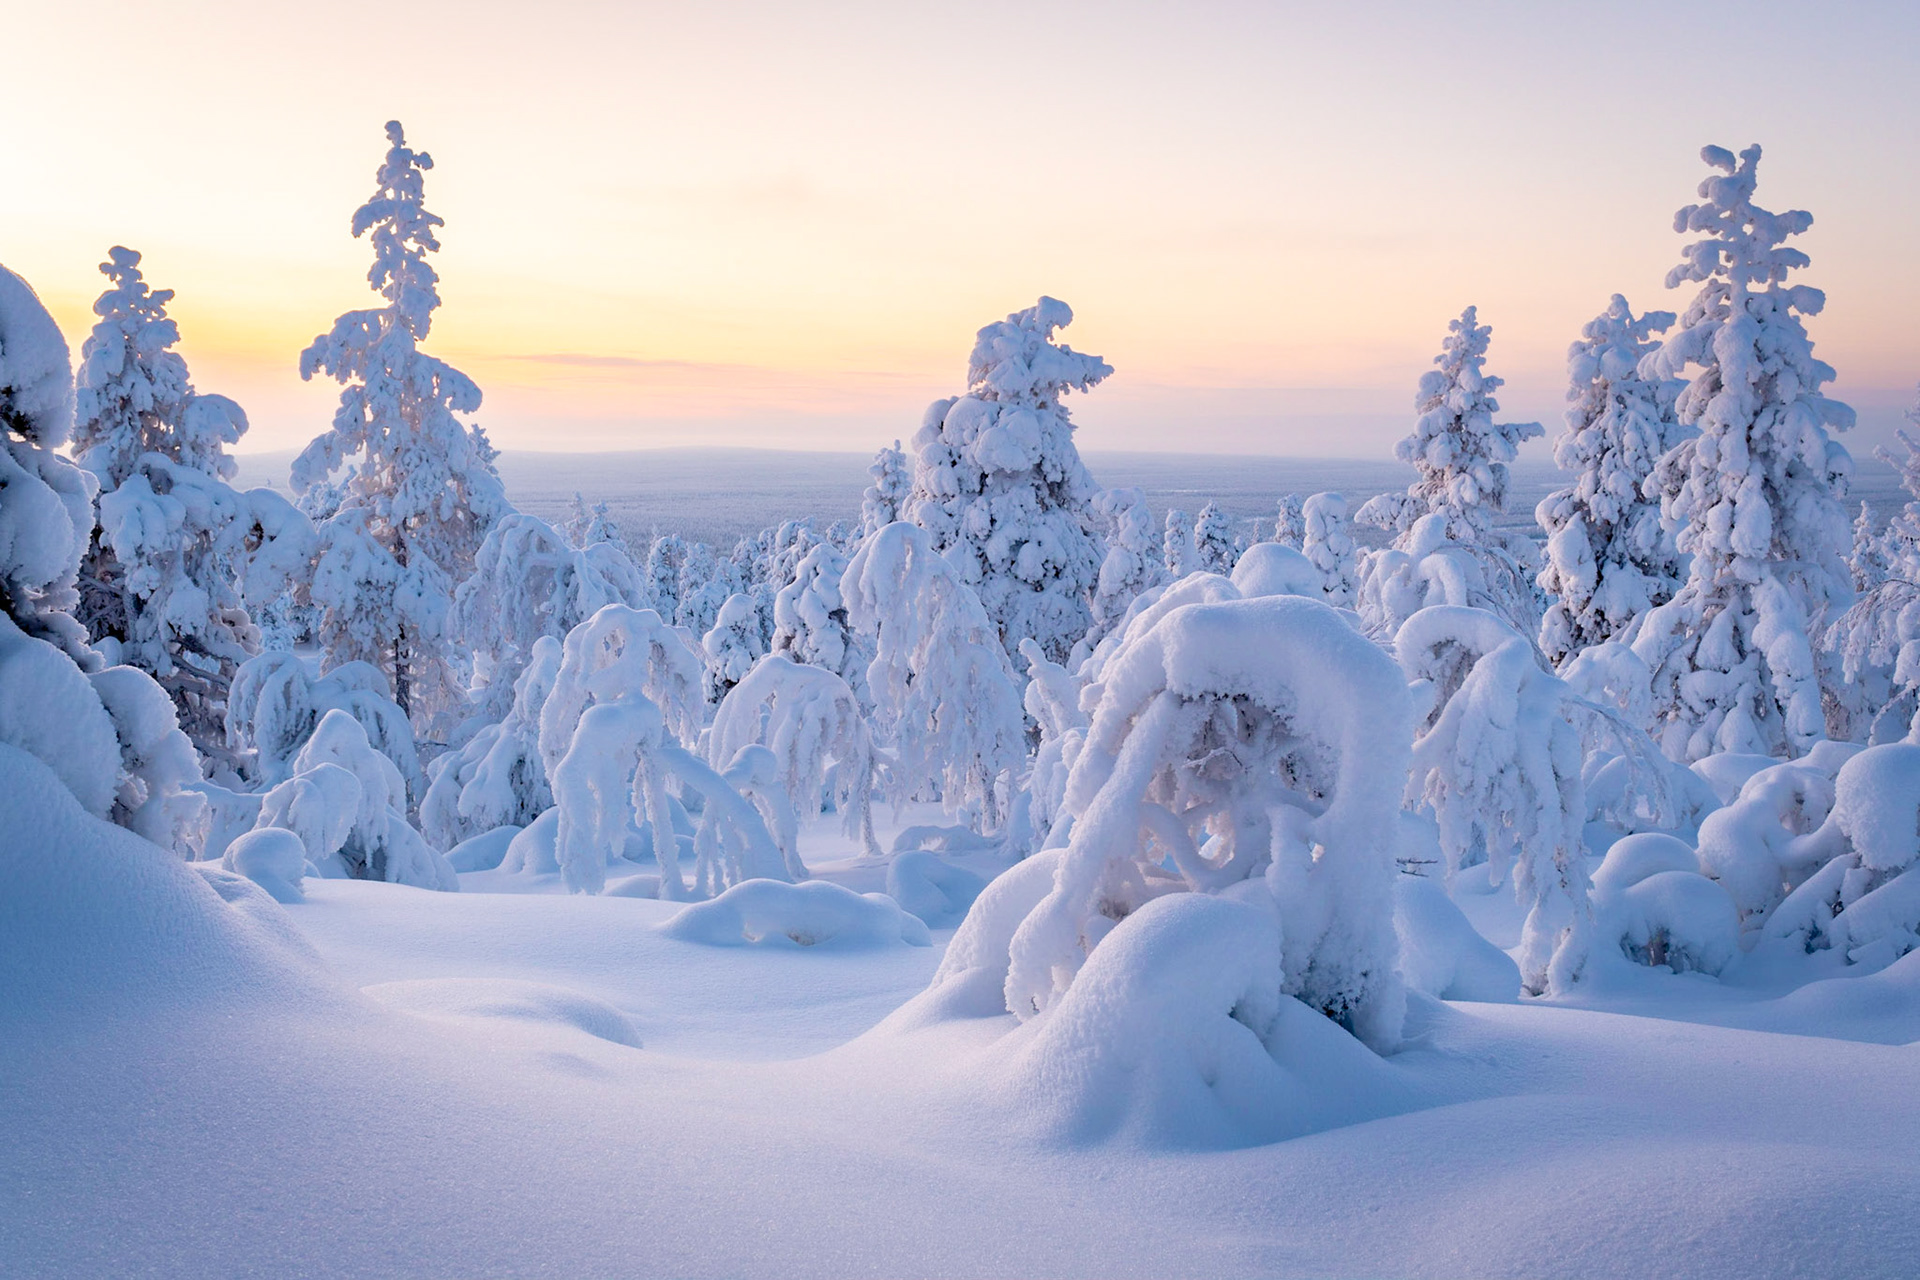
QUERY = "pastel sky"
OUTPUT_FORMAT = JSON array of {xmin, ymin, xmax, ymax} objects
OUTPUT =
[{"xmin": 7, "ymin": 0, "xmax": 1918, "ymax": 458}]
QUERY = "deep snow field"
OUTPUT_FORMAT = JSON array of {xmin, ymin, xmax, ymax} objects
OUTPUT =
[{"xmin": 7, "ymin": 754, "xmax": 1918, "ymax": 1280}]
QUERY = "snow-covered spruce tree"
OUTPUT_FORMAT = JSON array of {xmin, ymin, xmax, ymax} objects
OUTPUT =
[
  {"xmin": 1534, "ymin": 295, "xmax": 1687, "ymax": 667},
  {"xmin": 1301, "ymin": 491, "xmax": 1359, "ymax": 607},
  {"xmin": 0, "ymin": 264, "xmax": 202, "ymax": 853},
  {"xmin": 1162, "ymin": 507, "xmax": 1198, "ymax": 577},
  {"xmin": 1192, "ymin": 501, "xmax": 1235, "ymax": 574},
  {"xmin": 673, "ymin": 541, "xmax": 734, "ymax": 640},
  {"xmin": 566, "ymin": 493, "xmax": 630, "ymax": 556},
  {"xmin": 68, "ymin": 247, "xmax": 294, "ymax": 764},
  {"xmin": 1357, "ymin": 307, "xmax": 1542, "ymax": 630},
  {"xmin": 1848, "ymin": 501, "xmax": 1889, "ymax": 593},
  {"xmin": 1274, "ymin": 493, "xmax": 1306, "ymax": 547},
  {"xmin": 1631, "ymin": 145, "xmax": 1855, "ymax": 762},
  {"xmin": 842, "ymin": 521, "xmax": 1026, "ymax": 830},
  {"xmin": 701, "ymin": 591, "xmax": 765, "ymax": 704},
  {"xmin": 902, "ymin": 297, "xmax": 1109, "ymax": 664},
  {"xmin": 1826, "ymin": 409, "xmax": 1920, "ymax": 743},
  {"xmin": 643, "ymin": 533, "xmax": 685, "ymax": 619},
  {"xmin": 1079, "ymin": 488, "xmax": 1167, "ymax": 663},
  {"xmin": 862, "ymin": 439, "xmax": 911, "ymax": 536},
  {"xmin": 771, "ymin": 540, "xmax": 865, "ymax": 692},
  {"xmin": 291, "ymin": 121, "xmax": 507, "ymax": 729}
]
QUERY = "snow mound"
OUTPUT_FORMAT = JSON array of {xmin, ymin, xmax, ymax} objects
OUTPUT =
[
  {"xmin": 1592, "ymin": 832, "xmax": 1701, "ymax": 896},
  {"xmin": 221, "ymin": 827, "xmax": 307, "ymax": 904},
  {"xmin": 0, "ymin": 743, "xmax": 329, "ymax": 1019},
  {"xmin": 446, "ymin": 823, "xmax": 521, "ymax": 872},
  {"xmin": 885, "ymin": 850, "xmax": 988, "ymax": 927},
  {"xmin": 362, "ymin": 978, "xmax": 642, "ymax": 1048},
  {"xmin": 1229, "ymin": 541, "xmax": 1323, "ymax": 599},
  {"xmin": 1600, "ymin": 871, "xmax": 1740, "ymax": 975},
  {"xmin": 994, "ymin": 892, "xmax": 1418, "ymax": 1149},
  {"xmin": 1393, "ymin": 875, "xmax": 1521, "ymax": 1002},
  {"xmin": 661, "ymin": 878, "xmax": 933, "ymax": 948},
  {"xmin": 1692, "ymin": 752, "xmax": 1780, "ymax": 805}
]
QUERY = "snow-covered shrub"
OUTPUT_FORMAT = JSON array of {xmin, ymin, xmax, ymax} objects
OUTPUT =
[
  {"xmin": 860, "ymin": 439, "xmax": 911, "ymax": 535},
  {"xmin": 1002, "ymin": 593, "xmax": 1412, "ymax": 1051},
  {"xmin": 283, "ymin": 708, "xmax": 454, "ymax": 889},
  {"xmin": 1301, "ymin": 492, "xmax": 1358, "ymax": 607},
  {"xmin": 1535, "ymin": 295, "xmax": 1687, "ymax": 665},
  {"xmin": 451, "ymin": 511, "xmax": 648, "ymax": 721},
  {"xmin": 292, "ymin": 122, "xmax": 508, "ymax": 729},
  {"xmin": 1694, "ymin": 761, "xmax": 1834, "ymax": 930},
  {"xmin": 1397, "ymin": 606, "xmax": 1592, "ymax": 994},
  {"xmin": 253, "ymin": 762, "xmax": 358, "ymax": 872},
  {"xmin": 1192, "ymin": 501, "xmax": 1235, "ymax": 574},
  {"xmin": 220, "ymin": 827, "xmax": 308, "ymax": 904},
  {"xmin": 1229, "ymin": 542, "xmax": 1323, "ymax": 600},
  {"xmin": 419, "ymin": 634, "xmax": 561, "ymax": 849},
  {"xmin": 1631, "ymin": 145, "xmax": 1855, "ymax": 762},
  {"xmin": 661, "ymin": 878, "xmax": 931, "ymax": 948},
  {"xmin": 1761, "ymin": 744, "xmax": 1920, "ymax": 967},
  {"xmin": 88, "ymin": 663, "xmax": 205, "ymax": 855},
  {"xmin": 708, "ymin": 652, "xmax": 877, "ymax": 858},
  {"xmin": 701, "ymin": 591, "xmax": 765, "ymax": 703},
  {"xmin": 1273, "ymin": 493, "xmax": 1306, "ymax": 548},
  {"xmin": 1162, "ymin": 508, "xmax": 1199, "ymax": 578},
  {"xmin": 842, "ymin": 522, "xmax": 1026, "ymax": 829},
  {"xmin": 1079, "ymin": 488, "xmax": 1166, "ymax": 662},
  {"xmin": 902, "ymin": 297, "xmax": 1109, "ymax": 664},
  {"xmin": 225, "ymin": 650, "xmax": 419, "ymax": 795},
  {"xmin": 886, "ymin": 850, "xmax": 988, "ymax": 927},
  {"xmin": 1588, "ymin": 833, "xmax": 1738, "ymax": 975},
  {"xmin": 1358, "ymin": 513, "xmax": 1537, "ymax": 640}
]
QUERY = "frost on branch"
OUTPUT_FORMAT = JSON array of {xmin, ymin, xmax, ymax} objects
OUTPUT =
[
  {"xmin": 708, "ymin": 652, "xmax": 878, "ymax": 859},
  {"xmin": 291, "ymin": 121, "xmax": 508, "ymax": 730},
  {"xmin": 842, "ymin": 522, "xmax": 1025, "ymax": 830},
  {"xmin": 903, "ymin": 297, "xmax": 1109, "ymax": 664},
  {"xmin": 1631, "ymin": 145, "xmax": 1855, "ymax": 762},
  {"xmin": 1397, "ymin": 606, "xmax": 1592, "ymax": 995},
  {"xmin": 1534, "ymin": 295, "xmax": 1687, "ymax": 665},
  {"xmin": 1000, "ymin": 594, "xmax": 1411, "ymax": 1052}
]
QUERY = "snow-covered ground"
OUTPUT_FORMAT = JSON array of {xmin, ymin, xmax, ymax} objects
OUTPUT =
[{"xmin": 7, "ymin": 788, "xmax": 1918, "ymax": 1280}]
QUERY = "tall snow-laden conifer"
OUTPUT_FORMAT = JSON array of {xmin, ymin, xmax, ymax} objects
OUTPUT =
[
  {"xmin": 1193, "ymin": 501, "xmax": 1235, "ymax": 574},
  {"xmin": 1163, "ymin": 508, "xmax": 1198, "ymax": 578},
  {"xmin": 903, "ymin": 297, "xmax": 1109, "ymax": 665},
  {"xmin": 1358, "ymin": 307, "xmax": 1542, "ymax": 631},
  {"xmin": 293, "ymin": 122, "xmax": 507, "ymax": 728},
  {"xmin": 68, "ymin": 248, "xmax": 296, "ymax": 765},
  {"xmin": 1631, "ymin": 145, "xmax": 1855, "ymax": 761},
  {"xmin": 1535, "ymin": 295, "xmax": 1688, "ymax": 665}
]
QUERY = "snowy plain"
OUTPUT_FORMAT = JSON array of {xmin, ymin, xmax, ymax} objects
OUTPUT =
[{"xmin": 7, "ymin": 764, "xmax": 1919, "ymax": 1280}]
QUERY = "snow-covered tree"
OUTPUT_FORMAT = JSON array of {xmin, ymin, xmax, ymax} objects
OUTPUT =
[
  {"xmin": 1398, "ymin": 606, "xmax": 1591, "ymax": 994},
  {"xmin": 420, "ymin": 634, "xmax": 561, "ymax": 849},
  {"xmin": 1849, "ymin": 501, "xmax": 1890, "ymax": 593},
  {"xmin": 903, "ymin": 297, "xmax": 1110, "ymax": 664},
  {"xmin": 1631, "ymin": 145, "xmax": 1855, "ymax": 762},
  {"xmin": 1163, "ymin": 508, "xmax": 1198, "ymax": 577},
  {"xmin": 1535, "ymin": 295, "xmax": 1688, "ymax": 666},
  {"xmin": 282, "ymin": 708, "xmax": 455, "ymax": 888},
  {"xmin": 1357, "ymin": 308, "xmax": 1542, "ymax": 631},
  {"xmin": 702, "ymin": 592, "xmax": 765, "ymax": 703},
  {"xmin": 225, "ymin": 650, "xmax": 420, "ymax": 796},
  {"xmin": 1301, "ymin": 491, "xmax": 1358, "ymax": 607},
  {"xmin": 291, "ymin": 121, "xmax": 508, "ymax": 728},
  {"xmin": 1273, "ymin": 493, "xmax": 1306, "ymax": 547},
  {"xmin": 771, "ymin": 540, "xmax": 864, "ymax": 691},
  {"xmin": 450, "ymin": 511, "xmax": 648, "ymax": 721},
  {"xmin": 1001, "ymin": 593, "xmax": 1411, "ymax": 1049},
  {"xmin": 1080, "ymin": 488, "xmax": 1166, "ymax": 661},
  {"xmin": 566, "ymin": 493, "xmax": 630, "ymax": 555},
  {"xmin": 0, "ymin": 264, "xmax": 202, "ymax": 852},
  {"xmin": 65, "ymin": 249, "xmax": 316, "ymax": 765},
  {"xmin": 842, "ymin": 522, "xmax": 1026, "ymax": 829},
  {"xmin": 1192, "ymin": 501, "xmax": 1235, "ymax": 574},
  {"xmin": 861, "ymin": 439, "xmax": 912, "ymax": 535},
  {"xmin": 1826, "ymin": 403, "xmax": 1920, "ymax": 742},
  {"xmin": 643, "ymin": 533, "xmax": 685, "ymax": 619}
]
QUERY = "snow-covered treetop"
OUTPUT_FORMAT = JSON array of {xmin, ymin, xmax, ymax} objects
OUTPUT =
[
  {"xmin": 964, "ymin": 296, "xmax": 1112, "ymax": 407},
  {"xmin": 352, "ymin": 121, "xmax": 444, "ymax": 340},
  {"xmin": 860, "ymin": 440, "xmax": 911, "ymax": 536},
  {"xmin": 1362, "ymin": 307, "xmax": 1540, "ymax": 542},
  {"xmin": 0, "ymin": 265, "xmax": 75, "ymax": 448},
  {"xmin": 70, "ymin": 247, "xmax": 197, "ymax": 488}
]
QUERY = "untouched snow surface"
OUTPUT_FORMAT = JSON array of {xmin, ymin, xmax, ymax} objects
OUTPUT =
[{"xmin": 5, "ymin": 779, "xmax": 1920, "ymax": 1279}]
